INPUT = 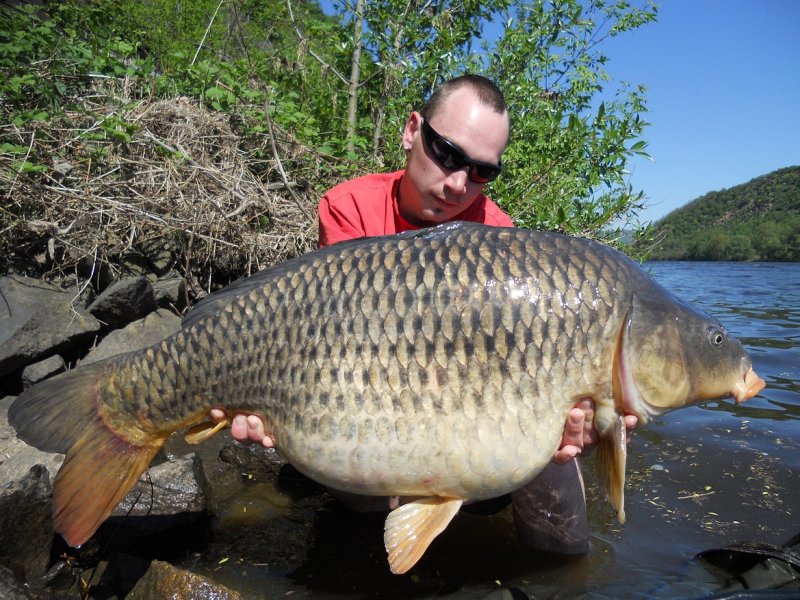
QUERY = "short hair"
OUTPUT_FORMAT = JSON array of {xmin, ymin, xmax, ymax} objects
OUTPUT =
[{"xmin": 419, "ymin": 75, "xmax": 506, "ymax": 121}]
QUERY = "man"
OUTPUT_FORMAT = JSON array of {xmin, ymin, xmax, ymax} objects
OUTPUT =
[
  {"xmin": 317, "ymin": 74, "xmax": 512, "ymax": 245},
  {"xmin": 212, "ymin": 75, "xmax": 636, "ymax": 553}
]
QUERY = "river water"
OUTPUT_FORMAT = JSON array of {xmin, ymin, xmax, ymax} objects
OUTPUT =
[{"xmin": 191, "ymin": 261, "xmax": 800, "ymax": 599}]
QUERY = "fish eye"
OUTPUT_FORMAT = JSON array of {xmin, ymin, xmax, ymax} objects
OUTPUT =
[{"xmin": 707, "ymin": 327, "xmax": 726, "ymax": 347}]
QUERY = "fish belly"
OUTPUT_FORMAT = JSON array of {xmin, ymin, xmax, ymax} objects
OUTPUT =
[{"xmin": 271, "ymin": 402, "xmax": 569, "ymax": 500}]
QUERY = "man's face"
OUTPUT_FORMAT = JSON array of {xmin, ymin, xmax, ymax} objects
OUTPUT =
[{"xmin": 398, "ymin": 87, "xmax": 509, "ymax": 226}]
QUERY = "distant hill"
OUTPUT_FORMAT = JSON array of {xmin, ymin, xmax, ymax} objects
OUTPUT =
[{"xmin": 640, "ymin": 166, "xmax": 800, "ymax": 261}]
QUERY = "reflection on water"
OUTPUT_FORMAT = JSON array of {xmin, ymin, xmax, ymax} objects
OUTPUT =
[{"xmin": 196, "ymin": 262, "xmax": 800, "ymax": 598}]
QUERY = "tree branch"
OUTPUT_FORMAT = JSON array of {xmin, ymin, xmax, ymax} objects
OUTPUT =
[{"xmin": 285, "ymin": 0, "xmax": 350, "ymax": 86}]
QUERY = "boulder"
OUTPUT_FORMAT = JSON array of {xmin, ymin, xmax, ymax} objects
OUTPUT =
[
  {"xmin": 81, "ymin": 308, "xmax": 181, "ymax": 365},
  {"xmin": 0, "ymin": 397, "xmax": 64, "ymax": 480},
  {"xmin": 87, "ymin": 276, "xmax": 157, "ymax": 329},
  {"xmin": 0, "ymin": 396, "xmax": 63, "ymax": 581},
  {"xmin": 21, "ymin": 354, "xmax": 66, "ymax": 389},
  {"xmin": 0, "ymin": 564, "xmax": 51, "ymax": 599},
  {"xmin": 152, "ymin": 271, "xmax": 187, "ymax": 311},
  {"xmin": 0, "ymin": 276, "xmax": 101, "ymax": 380},
  {"xmin": 113, "ymin": 454, "xmax": 206, "ymax": 518},
  {"xmin": 0, "ymin": 465, "xmax": 55, "ymax": 581},
  {"xmin": 139, "ymin": 239, "xmax": 178, "ymax": 277}
]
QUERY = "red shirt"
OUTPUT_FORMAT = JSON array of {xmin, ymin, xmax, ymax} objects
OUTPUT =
[{"xmin": 317, "ymin": 170, "xmax": 513, "ymax": 247}]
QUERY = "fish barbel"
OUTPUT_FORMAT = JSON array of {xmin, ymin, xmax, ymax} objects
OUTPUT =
[{"xmin": 9, "ymin": 222, "xmax": 765, "ymax": 573}]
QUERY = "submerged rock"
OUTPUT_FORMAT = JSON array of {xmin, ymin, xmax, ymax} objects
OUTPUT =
[{"xmin": 126, "ymin": 560, "xmax": 242, "ymax": 600}]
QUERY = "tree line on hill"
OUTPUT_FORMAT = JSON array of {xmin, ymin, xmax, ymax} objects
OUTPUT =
[{"xmin": 640, "ymin": 166, "xmax": 800, "ymax": 262}]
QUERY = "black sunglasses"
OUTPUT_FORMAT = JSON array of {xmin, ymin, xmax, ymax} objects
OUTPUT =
[{"xmin": 420, "ymin": 119, "xmax": 503, "ymax": 183}]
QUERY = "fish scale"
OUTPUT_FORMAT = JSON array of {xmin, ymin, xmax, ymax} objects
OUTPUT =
[{"xmin": 9, "ymin": 221, "xmax": 765, "ymax": 573}]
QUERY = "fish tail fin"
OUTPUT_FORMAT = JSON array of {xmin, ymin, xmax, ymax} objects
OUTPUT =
[
  {"xmin": 9, "ymin": 363, "xmax": 107, "ymax": 454},
  {"xmin": 9, "ymin": 361, "xmax": 168, "ymax": 547},
  {"xmin": 54, "ymin": 422, "xmax": 164, "ymax": 547},
  {"xmin": 596, "ymin": 414, "xmax": 627, "ymax": 524}
]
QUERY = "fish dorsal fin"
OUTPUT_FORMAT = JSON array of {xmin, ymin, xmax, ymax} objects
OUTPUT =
[
  {"xmin": 596, "ymin": 413, "xmax": 628, "ymax": 523},
  {"xmin": 384, "ymin": 497, "xmax": 463, "ymax": 574},
  {"xmin": 184, "ymin": 418, "xmax": 229, "ymax": 444}
]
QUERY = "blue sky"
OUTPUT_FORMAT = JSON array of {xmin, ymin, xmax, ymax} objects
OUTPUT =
[
  {"xmin": 320, "ymin": 1, "xmax": 799, "ymax": 224},
  {"xmin": 596, "ymin": 0, "xmax": 800, "ymax": 223}
]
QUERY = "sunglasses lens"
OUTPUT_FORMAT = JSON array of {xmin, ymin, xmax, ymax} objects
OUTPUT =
[
  {"xmin": 422, "ymin": 120, "xmax": 502, "ymax": 183},
  {"xmin": 471, "ymin": 164, "xmax": 501, "ymax": 183},
  {"xmin": 429, "ymin": 136, "xmax": 466, "ymax": 170}
]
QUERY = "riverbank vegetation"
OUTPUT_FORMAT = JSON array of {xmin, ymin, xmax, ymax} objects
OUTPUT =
[
  {"xmin": 1, "ymin": 0, "xmax": 656, "ymax": 290},
  {"xmin": 641, "ymin": 166, "xmax": 800, "ymax": 262}
]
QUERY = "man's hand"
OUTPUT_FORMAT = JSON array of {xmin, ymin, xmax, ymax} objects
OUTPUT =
[
  {"xmin": 210, "ymin": 399, "xmax": 638, "ymax": 460},
  {"xmin": 552, "ymin": 399, "xmax": 638, "ymax": 465},
  {"xmin": 209, "ymin": 409, "xmax": 275, "ymax": 448}
]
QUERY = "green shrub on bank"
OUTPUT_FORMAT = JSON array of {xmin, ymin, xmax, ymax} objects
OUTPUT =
[{"xmin": 1, "ymin": 0, "xmax": 657, "ymax": 280}]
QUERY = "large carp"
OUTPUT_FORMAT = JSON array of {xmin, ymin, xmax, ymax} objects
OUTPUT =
[{"xmin": 10, "ymin": 222, "xmax": 765, "ymax": 574}]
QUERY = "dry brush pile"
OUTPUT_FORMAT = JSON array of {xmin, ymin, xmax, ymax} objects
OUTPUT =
[{"xmin": 1, "ymin": 90, "xmax": 324, "ymax": 304}]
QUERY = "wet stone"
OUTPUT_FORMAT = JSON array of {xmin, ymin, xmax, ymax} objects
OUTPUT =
[{"xmin": 126, "ymin": 560, "xmax": 242, "ymax": 600}]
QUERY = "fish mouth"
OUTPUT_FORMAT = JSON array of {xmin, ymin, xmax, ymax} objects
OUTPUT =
[{"xmin": 731, "ymin": 366, "xmax": 766, "ymax": 404}]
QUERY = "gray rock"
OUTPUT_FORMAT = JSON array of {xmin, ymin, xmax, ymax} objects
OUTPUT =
[
  {"xmin": 0, "ymin": 564, "xmax": 52, "ymax": 599},
  {"xmin": 139, "ymin": 239, "xmax": 178, "ymax": 277},
  {"xmin": 219, "ymin": 443, "xmax": 288, "ymax": 482},
  {"xmin": 126, "ymin": 560, "xmax": 242, "ymax": 600},
  {"xmin": 0, "ymin": 464, "xmax": 55, "ymax": 581},
  {"xmin": 0, "ymin": 275, "xmax": 102, "ymax": 379},
  {"xmin": 152, "ymin": 272, "xmax": 187, "ymax": 311},
  {"xmin": 0, "ymin": 395, "xmax": 63, "ymax": 498},
  {"xmin": 87, "ymin": 276, "xmax": 157, "ymax": 328},
  {"xmin": 21, "ymin": 354, "xmax": 66, "ymax": 389},
  {"xmin": 193, "ymin": 440, "xmax": 243, "ymax": 515},
  {"xmin": 120, "ymin": 251, "xmax": 150, "ymax": 277},
  {"xmin": 113, "ymin": 454, "xmax": 206, "ymax": 517},
  {"xmin": 82, "ymin": 309, "xmax": 181, "ymax": 365}
]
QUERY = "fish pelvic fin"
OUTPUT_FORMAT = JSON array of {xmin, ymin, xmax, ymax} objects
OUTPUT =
[
  {"xmin": 383, "ymin": 497, "xmax": 463, "ymax": 574},
  {"xmin": 184, "ymin": 418, "xmax": 229, "ymax": 444},
  {"xmin": 596, "ymin": 414, "xmax": 627, "ymax": 524},
  {"xmin": 54, "ymin": 421, "xmax": 165, "ymax": 547}
]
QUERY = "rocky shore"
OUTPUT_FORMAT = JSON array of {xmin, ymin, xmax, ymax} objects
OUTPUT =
[{"xmin": 0, "ymin": 270, "xmax": 329, "ymax": 598}]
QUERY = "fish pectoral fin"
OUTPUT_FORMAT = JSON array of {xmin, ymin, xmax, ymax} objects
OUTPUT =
[
  {"xmin": 596, "ymin": 413, "xmax": 627, "ymax": 524},
  {"xmin": 184, "ymin": 418, "xmax": 229, "ymax": 444},
  {"xmin": 383, "ymin": 496, "xmax": 463, "ymax": 574}
]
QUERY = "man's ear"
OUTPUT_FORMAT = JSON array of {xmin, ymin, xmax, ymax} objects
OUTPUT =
[{"xmin": 402, "ymin": 111, "xmax": 422, "ymax": 151}]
